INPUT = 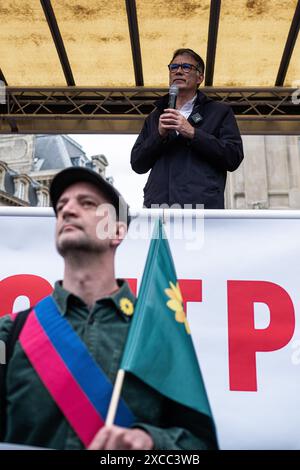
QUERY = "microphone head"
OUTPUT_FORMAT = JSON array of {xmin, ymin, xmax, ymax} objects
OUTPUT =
[
  {"xmin": 168, "ymin": 84, "xmax": 178, "ymax": 109},
  {"xmin": 169, "ymin": 84, "xmax": 179, "ymax": 96}
]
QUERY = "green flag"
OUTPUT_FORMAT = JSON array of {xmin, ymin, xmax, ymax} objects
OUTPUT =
[{"xmin": 121, "ymin": 218, "xmax": 213, "ymax": 419}]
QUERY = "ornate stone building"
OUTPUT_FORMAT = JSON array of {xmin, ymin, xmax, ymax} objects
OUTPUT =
[
  {"xmin": 1, "ymin": 134, "xmax": 299, "ymax": 210},
  {"xmin": 0, "ymin": 135, "xmax": 108, "ymax": 207},
  {"xmin": 226, "ymin": 136, "xmax": 300, "ymax": 209}
]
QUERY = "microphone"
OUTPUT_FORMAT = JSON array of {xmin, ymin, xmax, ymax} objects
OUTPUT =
[{"xmin": 168, "ymin": 84, "xmax": 178, "ymax": 109}]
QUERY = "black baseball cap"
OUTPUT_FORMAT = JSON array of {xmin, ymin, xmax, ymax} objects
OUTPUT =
[{"xmin": 50, "ymin": 167, "xmax": 131, "ymax": 225}]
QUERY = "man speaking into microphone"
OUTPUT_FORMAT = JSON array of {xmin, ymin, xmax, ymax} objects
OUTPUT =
[{"xmin": 131, "ymin": 48, "xmax": 244, "ymax": 209}]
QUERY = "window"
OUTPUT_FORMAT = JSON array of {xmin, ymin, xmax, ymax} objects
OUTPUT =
[{"xmin": 17, "ymin": 181, "xmax": 25, "ymax": 200}]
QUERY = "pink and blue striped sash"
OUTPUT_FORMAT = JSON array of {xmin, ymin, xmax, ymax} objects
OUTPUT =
[{"xmin": 17, "ymin": 296, "xmax": 134, "ymax": 447}]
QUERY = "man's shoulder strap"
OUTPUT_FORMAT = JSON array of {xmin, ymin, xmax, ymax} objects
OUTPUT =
[
  {"xmin": 6, "ymin": 308, "xmax": 32, "ymax": 362},
  {"xmin": 0, "ymin": 307, "xmax": 32, "ymax": 441}
]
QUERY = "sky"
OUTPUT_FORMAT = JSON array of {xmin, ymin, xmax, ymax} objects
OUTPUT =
[{"xmin": 71, "ymin": 134, "xmax": 148, "ymax": 209}]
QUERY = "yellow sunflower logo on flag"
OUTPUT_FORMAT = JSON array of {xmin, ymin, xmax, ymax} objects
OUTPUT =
[
  {"xmin": 165, "ymin": 282, "xmax": 191, "ymax": 334},
  {"xmin": 119, "ymin": 297, "xmax": 134, "ymax": 316}
]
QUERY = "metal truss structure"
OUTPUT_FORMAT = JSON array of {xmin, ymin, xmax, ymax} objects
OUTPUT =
[
  {"xmin": 0, "ymin": 87, "xmax": 299, "ymax": 135},
  {"xmin": 1, "ymin": 0, "xmax": 299, "ymax": 135}
]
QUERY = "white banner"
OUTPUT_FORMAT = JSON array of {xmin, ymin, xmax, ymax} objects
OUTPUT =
[{"xmin": 0, "ymin": 207, "xmax": 299, "ymax": 450}]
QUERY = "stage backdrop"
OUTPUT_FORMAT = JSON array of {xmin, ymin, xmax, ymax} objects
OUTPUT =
[{"xmin": 0, "ymin": 207, "xmax": 299, "ymax": 450}]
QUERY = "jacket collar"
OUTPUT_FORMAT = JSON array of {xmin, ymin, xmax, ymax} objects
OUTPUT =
[
  {"xmin": 52, "ymin": 279, "xmax": 136, "ymax": 321},
  {"xmin": 154, "ymin": 89, "xmax": 210, "ymax": 111}
]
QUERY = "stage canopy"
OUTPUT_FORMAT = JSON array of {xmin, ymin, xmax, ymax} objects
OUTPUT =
[{"xmin": 0, "ymin": 0, "xmax": 299, "ymax": 134}]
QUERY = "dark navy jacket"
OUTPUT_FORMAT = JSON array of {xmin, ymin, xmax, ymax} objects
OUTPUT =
[{"xmin": 131, "ymin": 91, "xmax": 244, "ymax": 209}]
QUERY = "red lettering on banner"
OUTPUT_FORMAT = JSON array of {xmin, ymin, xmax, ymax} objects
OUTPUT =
[
  {"xmin": 0, "ymin": 275, "xmax": 53, "ymax": 317},
  {"xmin": 0, "ymin": 276, "xmax": 201, "ymax": 317},
  {"xmin": 178, "ymin": 279, "xmax": 202, "ymax": 313},
  {"xmin": 126, "ymin": 278, "xmax": 138, "ymax": 296},
  {"xmin": 228, "ymin": 280, "xmax": 295, "ymax": 392}
]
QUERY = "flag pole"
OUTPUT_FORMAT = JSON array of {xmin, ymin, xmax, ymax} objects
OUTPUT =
[{"xmin": 105, "ymin": 369, "xmax": 126, "ymax": 426}]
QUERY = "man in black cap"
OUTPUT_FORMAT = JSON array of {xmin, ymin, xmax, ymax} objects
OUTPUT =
[{"xmin": 0, "ymin": 167, "xmax": 217, "ymax": 450}]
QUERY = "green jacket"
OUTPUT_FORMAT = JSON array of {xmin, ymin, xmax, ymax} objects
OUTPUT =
[{"xmin": 0, "ymin": 280, "xmax": 216, "ymax": 450}]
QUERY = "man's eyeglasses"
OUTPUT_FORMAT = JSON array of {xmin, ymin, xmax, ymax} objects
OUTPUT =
[{"xmin": 168, "ymin": 63, "xmax": 201, "ymax": 74}]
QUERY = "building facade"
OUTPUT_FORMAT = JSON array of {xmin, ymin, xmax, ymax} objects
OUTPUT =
[
  {"xmin": 0, "ymin": 135, "xmax": 108, "ymax": 207},
  {"xmin": 226, "ymin": 136, "xmax": 300, "ymax": 209}
]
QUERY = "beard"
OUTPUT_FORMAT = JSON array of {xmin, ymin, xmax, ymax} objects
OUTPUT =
[{"xmin": 56, "ymin": 233, "xmax": 106, "ymax": 258}]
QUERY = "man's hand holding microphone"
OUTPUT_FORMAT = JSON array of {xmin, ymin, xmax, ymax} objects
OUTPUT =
[{"xmin": 158, "ymin": 84, "xmax": 195, "ymax": 140}]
